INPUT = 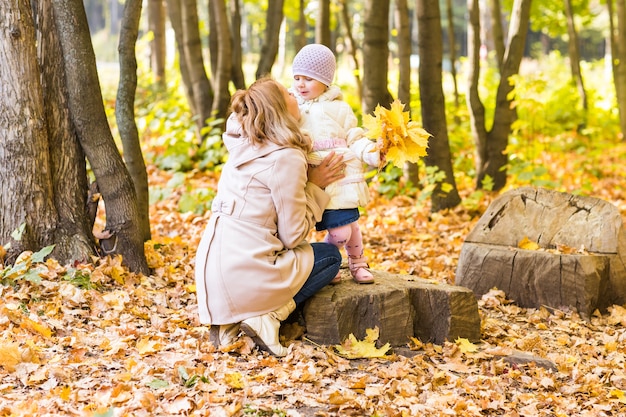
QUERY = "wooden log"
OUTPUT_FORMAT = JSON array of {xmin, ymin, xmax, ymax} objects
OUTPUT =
[
  {"xmin": 456, "ymin": 187, "xmax": 626, "ymax": 315},
  {"xmin": 456, "ymin": 242, "xmax": 612, "ymax": 315},
  {"xmin": 303, "ymin": 270, "xmax": 481, "ymax": 347}
]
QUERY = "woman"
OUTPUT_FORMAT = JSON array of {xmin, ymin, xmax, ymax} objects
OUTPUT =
[{"xmin": 195, "ymin": 77, "xmax": 346, "ymax": 357}]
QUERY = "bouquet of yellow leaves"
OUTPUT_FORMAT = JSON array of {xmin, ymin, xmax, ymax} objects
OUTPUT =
[{"xmin": 363, "ymin": 99, "xmax": 431, "ymax": 170}]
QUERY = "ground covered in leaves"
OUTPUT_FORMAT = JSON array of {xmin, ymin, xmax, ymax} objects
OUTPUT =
[{"xmin": 2, "ymin": 140, "xmax": 626, "ymax": 416}]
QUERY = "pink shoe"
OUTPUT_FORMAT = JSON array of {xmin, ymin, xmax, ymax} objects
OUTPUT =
[{"xmin": 349, "ymin": 257, "xmax": 374, "ymax": 284}]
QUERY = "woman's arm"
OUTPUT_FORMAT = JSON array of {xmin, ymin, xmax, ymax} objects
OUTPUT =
[{"xmin": 307, "ymin": 151, "xmax": 345, "ymax": 189}]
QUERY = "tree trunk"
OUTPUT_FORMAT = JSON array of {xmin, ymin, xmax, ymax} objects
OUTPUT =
[
  {"xmin": 117, "ymin": 0, "xmax": 151, "ymax": 243},
  {"xmin": 609, "ymin": 0, "xmax": 626, "ymax": 140},
  {"xmin": 229, "ymin": 0, "xmax": 246, "ymax": 89},
  {"xmin": 395, "ymin": 0, "xmax": 418, "ymax": 186},
  {"xmin": 36, "ymin": 0, "xmax": 96, "ymax": 264},
  {"xmin": 148, "ymin": 0, "xmax": 166, "ymax": 86},
  {"xmin": 316, "ymin": 0, "xmax": 331, "ymax": 46},
  {"xmin": 295, "ymin": 0, "xmax": 307, "ymax": 53},
  {"xmin": 52, "ymin": 0, "xmax": 149, "ymax": 274},
  {"xmin": 417, "ymin": 0, "xmax": 461, "ymax": 211},
  {"xmin": 255, "ymin": 0, "xmax": 284, "ymax": 79},
  {"xmin": 180, "ymin": 0, "xmax": 214, "ymax": 139},
  {"xmin": 0, "ymin": 0, "xmax": 59, "ymax": 263},
  {"xmin": 339, "ymin": 0, "xmax": 362, "ymax": 101},
  {"xmin": 445, "ymin": 0, "xmax": 460, "ymax": 109},
  {"xmin": 210, "ymin": 0, "xmax": 232, "ymax": 121},
  {"xmin": 362, "ymin": 0, "xmax": 393, "ymax": 114},
  {"xmin": 484, "ymin": 0, "xmax": 531, "ymax": 190},
  {"xmin": 468, "ymin": 0, "xmax": 532, "ymax": 191},
  {"xmin": 489, "ymin": 0, "xmax": 505, "ymax": 68},
  {"xmin": 467, "ymin": 0, "xmax": 489, "ymax": 188},
  {"xmin": 564, "ymin": 0, "xmax": 588, "ymax": 128},
  {"xmin": 166, "ymin": 0, "xmax": 194, "ymax": 113}
]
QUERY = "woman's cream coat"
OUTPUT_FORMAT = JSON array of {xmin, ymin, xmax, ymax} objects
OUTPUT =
[
  {"xmin": 292, "ymin": 85, "xmax": 379, "ymax": 209},
  {"xmin": 195, "ymin": 114, "xmax": 330, "ymax": 325}
]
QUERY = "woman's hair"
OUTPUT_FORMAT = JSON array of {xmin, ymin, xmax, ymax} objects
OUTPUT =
[{"xmin": 229, "ymin": 77, "xmax": 312, "ymax": 152}]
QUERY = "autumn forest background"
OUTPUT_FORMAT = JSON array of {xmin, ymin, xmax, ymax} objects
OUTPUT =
[{"xmin": 2, "ymin": 0, "xmax": 626, "ymax": 415}]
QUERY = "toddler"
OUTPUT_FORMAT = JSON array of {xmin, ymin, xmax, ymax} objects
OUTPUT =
[{"xmin": 291, "ymin": 44, "xmax": 382, "ymax": 284}]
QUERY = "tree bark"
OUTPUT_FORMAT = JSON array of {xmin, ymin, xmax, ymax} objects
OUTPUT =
[
  {"xmin": 0, "ymin": 0, "xmax": 59, "ymax": 262},
  {"xmin": 362, "ymin": 0, "xmax": 393, "ymax": 114},
  {"xmin": 148, "ymin": 0, "xmax": 166, "ymax": 86},
  {"xmin": 484, "ymin": 0, "xmax": 531, "ymax": 190},
  {"xmin": 489, "ymin": 0, "xmax": 505, "ymax": 68},
  {"xmin": 564, "ymin": 0, "xmax": 588, "ymax": 127},
  {"xmin": 417, "ymin": 0, "xmax": 461, "ymax": 211},
  {"xmin": 445, "ymin": 0, "xmax": 460, "ymax": 109},
  {"xmin": 117, "ymin": 0, "xmax": 151, "ymax": 243},
  {"xmin": 210, "ymin": 0, "xmax": 232, "ymax": 121},
  {"xmin": 609, "ymin": 0, "xmax": 626, "ymax": 140},
  {"xmin": 52, "ymin": 0, "xmax": 149, "ymax": 274},
  {"xmin": 255, "ymin": 0, "xmax": 284, "ymax": 79},
  {"xmin": 180, "ymin": 0, "xmax": 214, "ymax": 139},
  {"xmin": 36, "ymin": 0, "xmax": 96, "ymax": 264},
  {"xmin": 339, "ymin": 0, "xmax": 362, "ymax": 101},
  {"xmin": 229, "ymin": 0, "xmax": 246, "ymax": 89},
  {"xmin": 467, "ymin": 0, "xmax": 489, "ymax": 188},
  {"xmin": 316, "ymin": 0, "xmax": 331, "ymax": 46},
  {"xmin": 468, "ymin": 0, "xmax": 532, "ymax": 191},
  {"xmin": 295, "ymin": 0, "xmax": 307, "ymax": 53}
]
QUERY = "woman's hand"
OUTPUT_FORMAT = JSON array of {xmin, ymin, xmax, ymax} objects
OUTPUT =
[{"xmin": 308, "ymin": 151, "xmax": 345, "ymax": 190}]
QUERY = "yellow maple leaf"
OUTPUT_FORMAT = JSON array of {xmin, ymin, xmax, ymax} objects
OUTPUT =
[
  {"xmin": 455, "ymin": 337, "xmax": 478, "ymax": 354},
  {"xmin": 224, "ymin": 372, "xmax": 244, "ymax": 389},
  {"xmin": 363, "ymin": 99, "xmax": 430, "ymax": 170},
  {"xmin": 334, "ymin": 327, "xmax": 391, "ymax": 359},
  {"xmin": 136, "ymin": 337, "xmax": 160, "ymax": 355},
  {"xmin": 20, "ymin": 317, "xmax": 52, "ymax": 339},
  {"xmin": 518, "ymin": 236, "xmax": 540, "ymax": 251},
  {"xmin": 0, "ymin": 342, "xmax": 22, "ymax": 372}
]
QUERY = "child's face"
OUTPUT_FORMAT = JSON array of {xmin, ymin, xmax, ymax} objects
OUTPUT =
[{"xmin": 293, "ymin": 75, "xmax": 327, "ymax": 101}]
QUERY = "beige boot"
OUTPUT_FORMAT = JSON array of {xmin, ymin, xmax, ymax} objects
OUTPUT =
[
  {"xmin": 209, "ymin": 324, "xmax": 240, "ymax": 348},
  {"xmin": 240, "ymin": 299, "xmax": 296, "ymax": 357}
]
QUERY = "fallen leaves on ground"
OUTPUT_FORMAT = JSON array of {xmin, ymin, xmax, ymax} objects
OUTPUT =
[{"xmin": 1, "ymin": 144, "xmax": 626, "ymax": 416}]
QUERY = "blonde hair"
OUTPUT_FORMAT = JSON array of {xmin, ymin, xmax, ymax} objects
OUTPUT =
[{"xmin": 229, "ymin": 77, "xmax": 312, "ymax": 153}]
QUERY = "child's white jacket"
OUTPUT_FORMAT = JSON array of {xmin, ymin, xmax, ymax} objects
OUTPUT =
[{"xmin": 292, "ymin": 85, "xmax": 379, "ymax": 210}]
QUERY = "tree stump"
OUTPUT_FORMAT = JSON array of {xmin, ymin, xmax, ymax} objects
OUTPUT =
[
  {"xmin": 303, "ymin": 270, "xmax": 481, "ymax": 347},
  {"xmin": 455, "ymin": 187, "xmax": 626, "ymax": 316}
]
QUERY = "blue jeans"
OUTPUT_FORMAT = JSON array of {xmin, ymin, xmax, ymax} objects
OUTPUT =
[{"xmin": 293, "ymin": 242, "xmax": 341, "ymax": 306}]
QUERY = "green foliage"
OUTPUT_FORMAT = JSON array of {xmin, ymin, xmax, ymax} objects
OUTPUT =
[
  {"xmin": 0, "ymin": 245, "xmax": 55, "ymax": 286},
  {"xmin": 372, "ymin": 165, "xmax": 418, "ymax": 199},
  {"xmin": 242, "ymin": 405, "xmax": 287, "ymax": 417},
  {"xmin": 149, "ymin": 171, "xmax": 216, "ymax": 214}
]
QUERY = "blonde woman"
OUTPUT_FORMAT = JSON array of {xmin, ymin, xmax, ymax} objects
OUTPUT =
[{"xmin": 195, "ymin": 77, "xmax": 345, "ymax": 357}]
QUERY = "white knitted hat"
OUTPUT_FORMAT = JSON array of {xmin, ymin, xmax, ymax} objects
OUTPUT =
[{"xmin": 292, "ymin": 44, "xmax": 336, "ymax": 86}]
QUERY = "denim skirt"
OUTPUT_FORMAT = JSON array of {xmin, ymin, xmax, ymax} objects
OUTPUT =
[{"xmin": 315, "ymin": 208, "xmax": 360, "ymax": 231}]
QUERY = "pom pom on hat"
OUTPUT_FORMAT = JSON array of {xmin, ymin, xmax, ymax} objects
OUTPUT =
[{"xmin": 292, "ymin": 44, "xmax": 336, "ymax": 86}]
